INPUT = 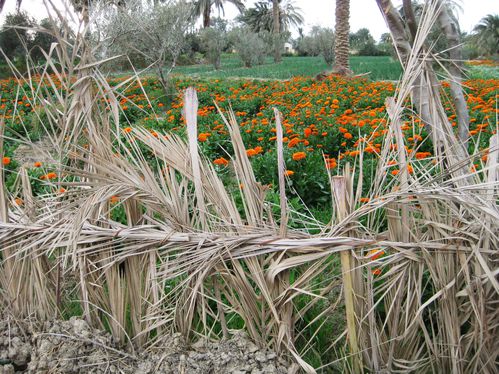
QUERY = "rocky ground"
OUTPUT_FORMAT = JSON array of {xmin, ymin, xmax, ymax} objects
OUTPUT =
[{"xmin": 0, "ymin": 316, "xmax": 293, "ymax": 374}]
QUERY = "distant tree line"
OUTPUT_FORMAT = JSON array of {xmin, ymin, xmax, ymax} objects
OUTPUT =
[
  {"xmin": 0, "ymin": 0, "xmax": 497, "ymax": 83},
  {"xmin": 0, "ymin": 11, "xmax": 57, "ymax": 63}
]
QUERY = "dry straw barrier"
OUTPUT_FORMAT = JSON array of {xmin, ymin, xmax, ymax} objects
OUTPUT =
[{"xmin": 0, "ymin": 1, "xmax": 498, "ymax": 373}]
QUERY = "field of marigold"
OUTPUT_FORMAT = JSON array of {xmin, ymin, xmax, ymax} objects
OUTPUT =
[{"xmin": 1, "ymin": 74, "xmax": 497, "ymax": 209}]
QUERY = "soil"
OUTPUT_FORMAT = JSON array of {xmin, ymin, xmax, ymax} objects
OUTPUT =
[{"xmin": 0, "ymin": 315, "xmax": 292, "ymax": 374}]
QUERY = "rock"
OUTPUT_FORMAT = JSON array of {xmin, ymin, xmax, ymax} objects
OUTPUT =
[
  {"xmin": 0, "ymin": 364, "xmax": 15, "ymax": 374},
  {"xmin": 0, "ymin": 314, "xmax": 291, "ymax": 374},
  {"xmin": 255, "ymin": 351, "xmax": 267, "ymax": 363}
]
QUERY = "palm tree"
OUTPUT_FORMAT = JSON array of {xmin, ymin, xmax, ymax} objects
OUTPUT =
[
  {"xmin": 333, "ymin": 0, "xmax": 351, "ymax": 75},
  {"xmin": 472, "ymin": 14, "xmax": 499, "ymax": 57},
  {"xmin": 193, "ymin": 0, "xmax": 245, "ymax": 28},
  {"xmin": 272, "ymin": 0, "xmax": 280, "ymax": 62},
  {"xmin": 238, "ymin": 0, "xmax": 303, "ymax": 34},
  {"xmin": 237, "ymin": 0, "xmax": 302, "ymax": 63}
]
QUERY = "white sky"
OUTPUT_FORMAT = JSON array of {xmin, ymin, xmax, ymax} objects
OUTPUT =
[{"xmin": 2, "ymin": 0, "xmax": 499, "ymax": 41}]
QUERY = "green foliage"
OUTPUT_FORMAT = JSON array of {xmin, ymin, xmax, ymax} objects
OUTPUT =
[
  {"xmin": 229, "ymin": 27, "xmax": 267, "ymax": 68},
  {"xmin": 471, "ymin": 14, "xmax": 499, "ymax": 57},
  {"xmin": 295, "ymin": 26, "xmax": 335, "ymax": 65},
  {"xmin": 0, "ymin": 11, "xmax": 35, "ymax": 61},
  {"xmin": 29, "ymin": 18, "xmax": 58, "ymax": 63},
  {"xmin": 199, "ymin": 19, "xmax": 229, "ymax": 70},
  {"xmin": 0, "ymin": 12, "xmax": 57, "ymax": 67}
]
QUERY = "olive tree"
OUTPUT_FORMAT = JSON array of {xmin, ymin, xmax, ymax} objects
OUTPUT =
[
  {"xmin": 295, "ymin": 27, "xmax": 334, "ymax": 65},
  {"xmin": 199, "ymin": 18, "xmax": 228, "ymax": 70},
  {"xmin": 229, "ymin": 26, "xmax": 267, "ymax": 68},
  {"xmin": 104, "ymin": 0, "xmax": 192, "ymax": 93}
]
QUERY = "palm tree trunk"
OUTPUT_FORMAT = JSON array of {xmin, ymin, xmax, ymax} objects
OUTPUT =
[
  {"xmin": 272, "ymin": 0, "xmax": 281, "ymax": 63},
  {"xmin": 333, "ymin": 0, "xmax": 351, "ymax": 75},
  {"xmin": 375, "ymin": 0, "xmax": 434, "ymax": 138},
  {"xmin": 203, "ymin": 3, "xmax": 211, "ymax": 28}
]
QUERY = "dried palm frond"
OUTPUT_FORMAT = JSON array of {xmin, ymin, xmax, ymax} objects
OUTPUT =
[{"xmin": 0, "ymin": 1, "xmax": 497, "ymax": 373}]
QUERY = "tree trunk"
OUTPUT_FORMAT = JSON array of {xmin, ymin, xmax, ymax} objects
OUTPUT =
[
  {"xmin": 272, "ymin": 0, "xmax": 281, "ymax": 63},
  {"xmin": 402, "ymin": 0, "xmax": 417, "ymax": 41},
  {"xmin": 214, "ymin": 54, "xmax": 221, "ymax": 70},
  {"xmin": 203, "ymin": 4, "xmax": 211, "ymax": 28},
  {"xmin": 375, "ymin": 0, "xmax": 434, "ymax": 137},
  {"xmin": 437, "ymin": 2, "xmax": 470, "ymax": 147},
  {"xmin": 333, "ymin": 0, "xmax": 351, "ymax": 75}
]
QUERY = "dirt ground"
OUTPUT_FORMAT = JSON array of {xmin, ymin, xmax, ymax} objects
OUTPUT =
[{"xmin": 0, "ymin": 315, "xmax": 292, "ymax": 374}]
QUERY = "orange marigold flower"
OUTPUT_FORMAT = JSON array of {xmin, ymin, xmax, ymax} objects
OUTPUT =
[
  {"xmin": 304, "ymin": 128, "xmax": 312, "ymax": 138},
  {"xmin": 34, "ymin": 161, "xmax": 42, "ymax": 167},
  {"xmin": 285, "ymin": 170, "xmax": 294, "ymax": 176},
  {"xmin": 415, "ymin": 152, "xmax": 430, "ymax": 160},
  {"xmin": 110, "ymin": 195, "xmax": 120, "ymax": 203},
  {"xmin": 2, "ymin": 156, "xmax": 11, "ymax": 165},
  {"xmin": 391, "ymin": 169, "xmax": 400, "ymax": 176},
  {"xmin": 349, "ymin": 150, "xmax": 360, "ymax": 157},
  {"xmin": 326, "ymin": 159, "xmax": 337, "ymax": 169},
  {"xmin": 344, "ymin": 132, "xmax": 353, "ymax": 140},
  {"xmin": 198, "ymin": 133, "xmax": 210, "ymax": 142},
  {"xmin": 214, "ymin": 157, "xmax": 229, "ymax": 166},
  {"xmin": 246, "ymin": 149, "xmax": 258, "ymax": 157},
  {"xmin": 15, "ymin": 197, "xmax": 23, "ymax": 206},
  {"xmin": 41, "ymin": 172, "xmax": 57, "ymax": 180},
  {"xmin": 58, "ymin": 187, "xmax": 66, "ymax": 193},
  {"xmin": 372, "ymin": 268, "xmax": 382, "ymax": 276},
  {"xmin": 123, "ymin": 127, "xmax": 132, "ymax": 133},
  {"xmin": 292, "ymin": 152, "xmax": 306, "ymax": 161},
  {"xmin": 359, "ymin": 197, "xmax": 370, "ymax": 203},
  {"xmin": 367, "ymin": 249, "xmax": 385, "ymax": 260}
]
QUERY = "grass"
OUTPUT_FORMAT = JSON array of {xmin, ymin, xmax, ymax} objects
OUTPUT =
[
  {"xmin": 171, "ymin": 55, "xmax": 404, "ymax": 81},
  {"xmin": 465, "ymin": 64, "xmax": 499, "ymax": 79}
]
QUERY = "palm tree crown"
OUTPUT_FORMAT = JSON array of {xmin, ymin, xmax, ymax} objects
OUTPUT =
[
  {"xmin": 472, "ymin": 14, "xmax": 499, "ymax": 56},
  {"xmin": 238, "ymin": 0, "xmax": 303, "ymax": 33},
  {"xmin": 192, "ymin": 0, "xmax": 245, "ymax": 28}
]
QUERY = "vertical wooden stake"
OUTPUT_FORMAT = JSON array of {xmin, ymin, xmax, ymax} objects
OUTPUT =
[{"xmin": 332, "ymin": 176, "xmax": 362, "ymax": 373}]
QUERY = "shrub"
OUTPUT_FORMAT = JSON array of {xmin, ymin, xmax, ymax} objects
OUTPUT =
[
  {"xmin": 199, "ymin": 19, "xmax": 228, "ymax": 70},
  {"xmin": 295, "ymin": 26, "xmax": 335, "ymax": 65},
  {"xmin": 229, "ymin": 27, "xmax": 267, "ymax": 68}
]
